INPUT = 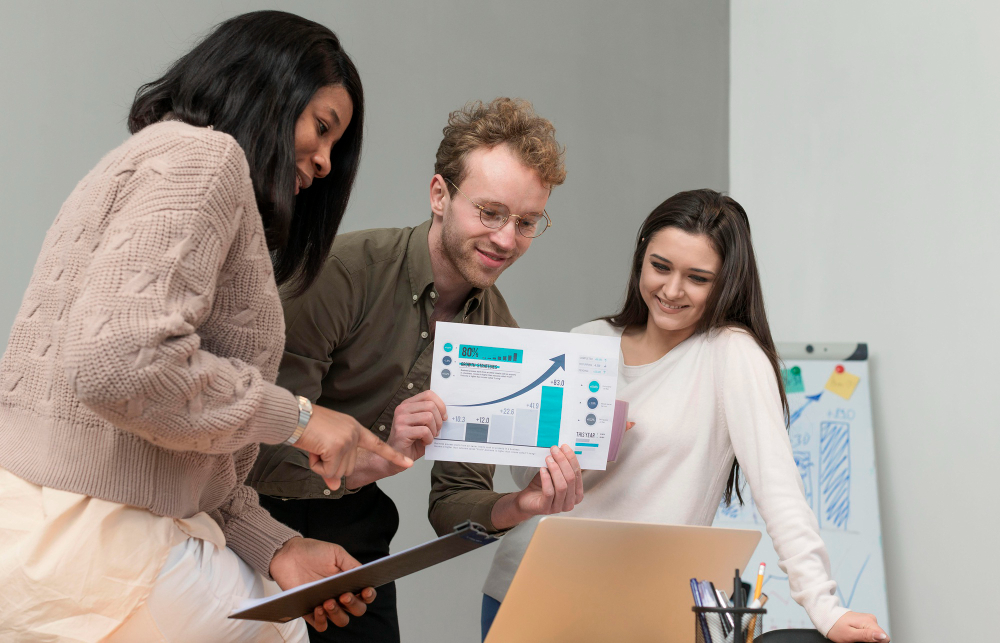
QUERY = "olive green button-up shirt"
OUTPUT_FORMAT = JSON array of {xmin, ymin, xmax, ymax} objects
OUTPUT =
[{"xmin": 248, "ymin": 219, "xmax": 516, "ymax": 533}]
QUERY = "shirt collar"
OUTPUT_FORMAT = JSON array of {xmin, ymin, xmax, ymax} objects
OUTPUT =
[{"xmin": 407, "ymin": 218, "xmax": 484, "ymax": 316}]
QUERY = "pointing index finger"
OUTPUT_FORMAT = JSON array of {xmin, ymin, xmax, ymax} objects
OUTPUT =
[{"xmin": 358, "ymin": 429, "xmax": 413, "ymax": 469}]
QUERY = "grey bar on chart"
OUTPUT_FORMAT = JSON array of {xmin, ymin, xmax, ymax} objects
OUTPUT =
[
  {"xmin": 466, "ymin": 423, "xmax": 489, "ymax": 443},
  {"xmin": 487, "ymin": 415, "xmax": 514, "ymax": 444},
  {"xmin": 512, "ymin": 408, "xmax": 539, "ymax": 447},
  {"xmin": 439, "ymin": 421, "xmax": 466, "ymax": 441}
]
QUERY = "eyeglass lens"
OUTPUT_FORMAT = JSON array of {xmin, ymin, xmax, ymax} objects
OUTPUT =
[{"xmin": 479, "ymin": 203, "xmax": 546, "ymax": 238}]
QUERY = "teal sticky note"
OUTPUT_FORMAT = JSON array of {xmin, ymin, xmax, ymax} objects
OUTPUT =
[{"xmin": 782, "ymin": 365, "xmax": 805, "ymax": 393}]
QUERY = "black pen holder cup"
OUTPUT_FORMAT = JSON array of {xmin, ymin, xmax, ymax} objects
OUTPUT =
[{"xmin": 693, "ymin": 606, "xmax": 765, "ymax": 643}]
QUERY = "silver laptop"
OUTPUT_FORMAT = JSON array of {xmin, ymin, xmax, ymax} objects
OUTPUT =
[{"xmin": 485, "ymin": 516, "xmax": 761, "ymax": 642}]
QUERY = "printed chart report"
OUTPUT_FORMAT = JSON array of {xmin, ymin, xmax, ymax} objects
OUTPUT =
[{"xmin": 425, "ymin": 323, "xmax": 621, "ymax": 470}]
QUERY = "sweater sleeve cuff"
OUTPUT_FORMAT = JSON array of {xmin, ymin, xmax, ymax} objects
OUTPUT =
[
  {"xmin": 814, "ymin": 605, "xmax": 850, "ymax": 637},
  {"xmin": 223, "ymin": 503, "xmax": 301, "ymax": 579},
  {"xmin": 249, "ymin": 383, "xmax": 300, "ymax": 445}
]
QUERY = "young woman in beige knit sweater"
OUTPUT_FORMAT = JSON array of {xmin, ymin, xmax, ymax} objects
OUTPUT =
[{"xmin": 0, "ymin": 11, "xmax": 411, "ymax": 642}]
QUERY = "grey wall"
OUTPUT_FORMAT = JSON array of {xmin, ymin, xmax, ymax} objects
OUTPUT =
[
  {"xmin": 0, "ymin": 2, "xmax": 730, "ymax": 641},
  {"xmin": 731, "ymin": 3, "xmax": 999, "ymax": 641}
]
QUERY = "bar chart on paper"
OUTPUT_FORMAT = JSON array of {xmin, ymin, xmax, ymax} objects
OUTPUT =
[
  {"xmin": 439, "ymin": 384, "xmax": 564, "ymax": 448},
  {"xmin": 426, "ymin": 323, "xmax": 621, "ymax": 469}
]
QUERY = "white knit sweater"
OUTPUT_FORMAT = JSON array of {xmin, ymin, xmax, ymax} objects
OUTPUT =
[{"xmin": 482, "ymin": 320, "xmax": 848, "ymax": 635}]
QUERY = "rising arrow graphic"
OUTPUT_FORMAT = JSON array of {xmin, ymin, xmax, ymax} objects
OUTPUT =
[
  {"xmin": 789, "ymin": 391, "xmax": 823, "ymax": 426},
  {"xmin": 453, "ymin": 354, "xmax": 566, "ymax": 407}
]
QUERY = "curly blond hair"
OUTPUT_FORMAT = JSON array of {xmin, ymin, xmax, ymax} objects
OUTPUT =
[{"xmin": 434, "ymin": 97, "xmax": 566, "ymax": 193}]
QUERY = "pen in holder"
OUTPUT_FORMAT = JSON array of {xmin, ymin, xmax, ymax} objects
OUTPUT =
[{"xmin": 692, "ymin": 606, "xmax": 765, "ymax": 643}]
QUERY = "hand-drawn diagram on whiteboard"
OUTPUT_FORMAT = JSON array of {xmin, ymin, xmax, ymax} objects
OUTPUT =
[{"xmin": 713, "ymin": 349, "xmax": 890, "ymax": 632}]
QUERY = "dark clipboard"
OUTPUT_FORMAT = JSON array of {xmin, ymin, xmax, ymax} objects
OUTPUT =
[{"xmin": 229, "ymin": 521, "xmax": 497, "ymax": 623}]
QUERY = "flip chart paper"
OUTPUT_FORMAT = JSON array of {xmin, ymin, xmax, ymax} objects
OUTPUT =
[{"xmin": 426, "ymin": 323, "xmax": 621, "ymax": 470}]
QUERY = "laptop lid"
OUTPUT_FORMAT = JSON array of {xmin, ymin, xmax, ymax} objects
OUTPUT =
[{"xmin": 485, "ymin": 516, "xmax": 761, "ymax": 642}]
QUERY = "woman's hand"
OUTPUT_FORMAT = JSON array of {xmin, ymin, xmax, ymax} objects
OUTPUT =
[
  {"xmin": 516, "ymin": 445, "xmax": 584, "ymax": 516},
  {"xmin": 827, "ymin": 611, "xmax": 889, "ymax": 642},
  {"xmin": 342, "ymin": 391, "xmax": 447, "ymax": 489},
  {"xmin": 491, "ymin": 444, "xmax": 584, "ymax": 529},
  {"xmin": 269, "ymin": 537, "xmax": 377, "ymax": 632},
  {"xmin": 294, "ymin": 405, "xmax": 412, "ymax": 490}
]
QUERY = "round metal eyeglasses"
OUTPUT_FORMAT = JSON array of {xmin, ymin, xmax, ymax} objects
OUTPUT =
[{"xmin": 446, "ymin": 179, "xmax": 551, "ymax": 239}]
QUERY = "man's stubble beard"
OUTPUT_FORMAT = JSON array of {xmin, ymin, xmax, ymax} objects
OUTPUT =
[{"xmin": 440, "ymin": 216, "xmax": 520, "ymax": 290}]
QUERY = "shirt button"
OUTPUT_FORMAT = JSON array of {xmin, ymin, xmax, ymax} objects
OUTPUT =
[
  {"xmin": 430, "ymin": 292, "xmax": 437, "ymax": 299},
  {"xmin": 323, "ymin": 489, "xmax": 331, "ymax": 496},
  {"xmin": 407, "ymin": 383, "xmax": 414, "ymax": 390},
  {"xmin": 412, "ymin": 294, "xmax": 418, "ymax": 301},
  {"xmin": 421, "ymin": 331, "xmax": 428, "ymax": 339},
  {"xmin": 379, "ymin": 424, "xmax": 386, "ymax": 432}
]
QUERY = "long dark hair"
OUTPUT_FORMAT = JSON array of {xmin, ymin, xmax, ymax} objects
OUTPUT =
[
  {"xmin": 605, "ymin": 189, "xmax": 789, "ymax": 506},
  {"xmin": 128, "ymin": 10, "xmax": 364, "ymax": 296}
]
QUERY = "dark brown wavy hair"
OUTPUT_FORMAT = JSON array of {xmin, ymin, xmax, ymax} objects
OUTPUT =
[{"xmin": 604, "ymin": 189, "xmax": 789, "ymax": 506}]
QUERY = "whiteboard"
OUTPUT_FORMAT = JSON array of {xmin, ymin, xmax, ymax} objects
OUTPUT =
[{"xmin": 712, "ymin": 348, "xmax": 890, "ymax": 632}]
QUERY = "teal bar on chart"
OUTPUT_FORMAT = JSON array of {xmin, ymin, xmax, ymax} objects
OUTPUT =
[
  {"xmin": 575, "ymin": 442, "xmax": 599, "ymax": 448},
  {"xmin": 536, "ymin": 386, "xmax": 563, "ymax": 448}
]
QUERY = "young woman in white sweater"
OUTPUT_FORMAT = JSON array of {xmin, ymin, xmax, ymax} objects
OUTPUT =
[{"xmin": 480, "ymin": 190, "xmax": 889, "ymax": 642}]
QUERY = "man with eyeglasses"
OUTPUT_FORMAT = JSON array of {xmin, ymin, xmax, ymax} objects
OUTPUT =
[{"xmin": 248, "ymin": 98, "xmax": 584, "ymax": 643}]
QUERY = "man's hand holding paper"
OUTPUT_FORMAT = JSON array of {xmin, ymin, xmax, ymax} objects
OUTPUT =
[{"xmin": 388, "ymin": 390, "xmax": 448, "ymax": 461}]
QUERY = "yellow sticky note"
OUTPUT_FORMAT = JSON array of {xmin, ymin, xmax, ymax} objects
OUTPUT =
[{"xmin": 825, "ymin": 368, "xmax": 860, "ymax": 400}]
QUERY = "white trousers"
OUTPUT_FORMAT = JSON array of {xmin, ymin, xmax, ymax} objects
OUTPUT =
[
  {"xmin": 0, "ymin": 467, "xmax": 306, "ymax": 643},
  {"xmin": 108, "ymin": 534, "xmax": 308, "ymax": 643}
]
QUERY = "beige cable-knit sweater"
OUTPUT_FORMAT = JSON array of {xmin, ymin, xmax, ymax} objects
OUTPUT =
[{"xmin": 0, "ymin": 121, "xmax": 303, "ymax": 577}]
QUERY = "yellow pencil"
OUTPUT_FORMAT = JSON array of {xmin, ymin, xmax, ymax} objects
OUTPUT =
[
  {"xmin": 745, "ymin": 564, "xmax": 766, "ymax": 643},
  {"xmin": 752, "ymin": 563, "xmax": 765, "ymax": 602}
]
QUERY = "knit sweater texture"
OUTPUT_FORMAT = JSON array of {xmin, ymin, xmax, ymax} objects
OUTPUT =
[{"xmin": 0, "ymin": 121, "xmax": 302, "ymax": 577}]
